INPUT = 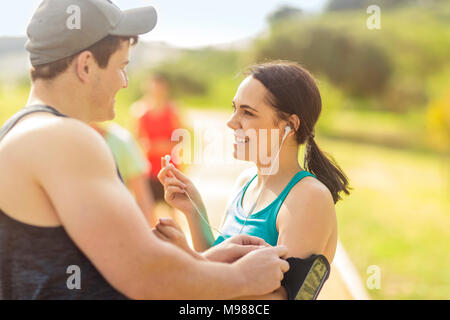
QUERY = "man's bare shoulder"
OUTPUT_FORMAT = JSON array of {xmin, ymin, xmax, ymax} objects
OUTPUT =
[
  {"xmin": 3, "ymin": 115, "xmax": 115, "ymax": 176},
  {"xmin": 25, "ymin": 115, "xmax": 105, "ymax": 149}
]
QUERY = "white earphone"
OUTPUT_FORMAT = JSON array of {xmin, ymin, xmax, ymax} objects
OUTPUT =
[
  {"xmin": 283, "ymin": 125, "xmax": 292, "ymax": 139},
  {"xmin": 164, "ymin": 154, "xmax": 171, "ymax": 167}
]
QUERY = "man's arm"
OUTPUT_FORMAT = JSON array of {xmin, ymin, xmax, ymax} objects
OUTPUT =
[
  {"xmin": 33, "ymin": 118, "xmax": 251, "ymax": 299},
  {"xmin": 128, "ymin": 173, "xmax": 157, "ymax": 226}
]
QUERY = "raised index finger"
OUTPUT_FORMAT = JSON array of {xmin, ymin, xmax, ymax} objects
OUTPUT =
[{"xmin": 157, "ymin": 166, "xmax": 174, "ymax": 183}]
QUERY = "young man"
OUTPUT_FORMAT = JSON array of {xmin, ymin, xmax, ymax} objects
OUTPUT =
[{"xmin": 0, "ymin": 0, "xmax": 288, "ymax": 299}]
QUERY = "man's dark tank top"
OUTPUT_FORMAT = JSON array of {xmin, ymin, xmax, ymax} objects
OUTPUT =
[{"xmin": 0, "ymin": 105, "xmax": 126, "ymax": 299}]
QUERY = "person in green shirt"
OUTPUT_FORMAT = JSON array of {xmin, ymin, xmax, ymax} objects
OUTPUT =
[{"xmin": 91, "ymin": 122, "xmax": 157, "ymax": 226}]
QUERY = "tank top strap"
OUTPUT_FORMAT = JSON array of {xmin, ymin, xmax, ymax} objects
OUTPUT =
[
  {"xmin": 241, "ymin": 173, "xmax": 258, "ymax": 197},
  {"xmin": 274, "ymin": 171, "xmax": 317, "ymax": 210},
  {"xmin": 0, "ymin": 105, "xmax": 68, "ymax": 143},
  {"xmin": 238, "ymin": 171, "xmax": 315, "ymax": 212},
  {"xmin": 0, "ymin": 105, "xmax": 125, "ymax": 183}
]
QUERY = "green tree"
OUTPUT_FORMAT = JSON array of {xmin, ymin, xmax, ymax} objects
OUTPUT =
[
  {"xmin": 253, "ymin": 24, "xmax": 393, "ymax": 97},
  {"xmin": 267, "ymin": 6, "xmax": 302, "ymax": 25},
  {"xmin": 327, "ymin": 0, "xmax": 417, "ymax": 11}
]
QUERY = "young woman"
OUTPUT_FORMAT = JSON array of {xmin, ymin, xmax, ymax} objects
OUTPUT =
[{"xmin": 155, "ymin": 61, "xmax": 351, "ymax": 299}]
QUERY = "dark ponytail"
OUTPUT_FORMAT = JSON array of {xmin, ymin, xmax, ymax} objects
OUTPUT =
[
  {"xmin": 304, "ymin": 136, "xmax": 350, "ymax": 203},
  {"xmin": 249, "ymin": 61, "xmax": 351, "ymax": 203}
]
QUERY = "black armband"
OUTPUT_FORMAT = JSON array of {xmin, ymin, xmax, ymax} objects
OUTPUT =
[{"xmin": 281, "ymin": 254, "xmax": 330, "ymax": 300}]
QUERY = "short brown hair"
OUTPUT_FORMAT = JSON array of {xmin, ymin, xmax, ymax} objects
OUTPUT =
[{"xmin": 30, "ymin": 35, "xmax": 138, "ymax": 81}]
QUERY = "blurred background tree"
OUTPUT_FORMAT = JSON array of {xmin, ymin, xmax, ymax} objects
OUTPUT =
[
  {"xmin": 327, "ymin": 0, "xmax": 422, "ymax": 11},
  {"xmin": 267, "ymin": 5, "xmax": 302, "ymax": 25}
]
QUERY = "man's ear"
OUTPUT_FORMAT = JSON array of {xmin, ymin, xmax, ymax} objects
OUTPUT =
[{"xmin": 75, "ymin": 51, "xmax": 95, "ymax": 83}]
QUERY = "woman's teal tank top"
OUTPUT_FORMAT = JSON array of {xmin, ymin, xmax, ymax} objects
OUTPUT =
[{"xmin": 213, "ymin": 170, "xmax": 316, "ymax": 247}]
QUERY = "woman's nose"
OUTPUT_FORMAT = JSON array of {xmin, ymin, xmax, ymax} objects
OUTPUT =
[{"xmin": 226, "ymin": 113, "xmax": 240, "ymax": 130}]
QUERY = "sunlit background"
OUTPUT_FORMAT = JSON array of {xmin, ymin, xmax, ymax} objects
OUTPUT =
[{"xmin": 0, "ymin": 0, "xmax": 449, "ymax": 299}]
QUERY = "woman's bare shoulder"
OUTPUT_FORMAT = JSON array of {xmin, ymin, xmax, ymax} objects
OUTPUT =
[
  {"xmin": 295, "ymin": 176, "xmax": 333, "ymax": 204},
  {"xmin": 225, "ymin": 167, "xmax": 257, "ymax": 204},
  {"xmin": 276, "ymin": 176, "xmax": 337, "ymax": 261},
  {"xmin": 234, "ymin": 166, "xmax": 258, "ymax": 190},
  {"xmin": 279, "ymin": 175, "xmax": 336, "ymax": 226}
]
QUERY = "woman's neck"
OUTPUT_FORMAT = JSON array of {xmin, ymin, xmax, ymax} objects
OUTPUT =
[{"xmin": 254, "ymin": 144, "xmax": 302, "ymax": 189}]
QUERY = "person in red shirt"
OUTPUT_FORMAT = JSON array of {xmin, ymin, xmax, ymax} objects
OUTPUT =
[{"xmin": 131, "ymin": 73, "xmax": 182, "ymax": 225}]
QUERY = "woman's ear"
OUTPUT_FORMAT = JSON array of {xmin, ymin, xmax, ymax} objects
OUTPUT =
[{"xmin": 288, "ymin": 114, "xmax": 301, "ymax": 133}]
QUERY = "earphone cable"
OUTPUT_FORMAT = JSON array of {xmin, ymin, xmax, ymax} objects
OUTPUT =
[{"xmin": 184, "ymin": 188, "xmax": 226, "ymax": 237}]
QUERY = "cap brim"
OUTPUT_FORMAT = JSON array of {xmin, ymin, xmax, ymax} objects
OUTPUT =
[{"xmin": 110, "ymin": 6, "xmax": 157, "ymax": 36}]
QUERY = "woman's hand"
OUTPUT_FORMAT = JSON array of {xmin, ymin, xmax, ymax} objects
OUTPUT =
[
  {"xmin": 153, "ymin": 218, "xmax": 191, "ymax": 252},
  {"xmin": 157, "ymin": 159, "xmax": 206, "ymax": 217},
  {"xmin": 152, "ymin": 217, "xmax": 206, "ymax": 260}
]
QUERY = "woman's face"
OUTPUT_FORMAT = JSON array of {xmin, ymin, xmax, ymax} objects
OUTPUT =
[{"xmin": 227, "ymin": 76, "xmax": 285, "ymax": 166}]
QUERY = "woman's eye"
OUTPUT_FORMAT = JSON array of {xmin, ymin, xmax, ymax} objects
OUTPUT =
[{"xmin": 231, "ymin": 105, "xmax": 253, "ymax": 116}]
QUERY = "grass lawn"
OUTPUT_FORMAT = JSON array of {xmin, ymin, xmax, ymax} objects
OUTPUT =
[{"xmin": 318, "ymin": 136, "xmax": 450, "ymax": 299}]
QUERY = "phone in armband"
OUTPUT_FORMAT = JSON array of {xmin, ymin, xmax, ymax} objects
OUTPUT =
[{"xmin": 281, "ymin": 254, "xmax": 331, "ymax": 300}]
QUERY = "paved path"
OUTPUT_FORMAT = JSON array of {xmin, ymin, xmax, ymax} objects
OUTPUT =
[{"xmin": 166, "ymin": 109, "xmax": 370, "ymax": 300}]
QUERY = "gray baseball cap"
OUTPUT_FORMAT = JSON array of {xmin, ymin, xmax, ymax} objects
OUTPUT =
[{"xmin": 26, "ymin": 0, "xmax": 157, "ymax": 66}]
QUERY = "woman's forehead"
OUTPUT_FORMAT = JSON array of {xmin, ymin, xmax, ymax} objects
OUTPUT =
[{"xmin": 234, "ymin": 76, "xmax": 270, "ymax": 108}]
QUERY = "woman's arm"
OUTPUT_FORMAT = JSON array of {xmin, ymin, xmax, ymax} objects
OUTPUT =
[
  {"xmin": 183, "ymin": 202, "xmax": 217, "ymax": 251},
  {"xmin": 276, "ymin": 179, "xmax": 336, "ymax": 263},
  {"xmin": 186, "ymin": 167, "xmax": 257, "ymax": 251},
  {"xmin": 241, "ymin": 178, "xmax": 336, "ymax": 300},
  {"xmin": 158, "ymin": 165, "xmax": 256, "ymax": 252},
  {"xmin": 158, "ymin": 164, "xmax": 216, "ymax": 251}
]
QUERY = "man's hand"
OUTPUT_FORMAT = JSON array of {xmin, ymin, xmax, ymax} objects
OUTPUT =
[
  {"xmin": 203, "ymin": 235, "xmax": 271, "ymax": 263},
  {"xmin": 232, "ymin": 245, "xmax": 290, "ymax": 297}
]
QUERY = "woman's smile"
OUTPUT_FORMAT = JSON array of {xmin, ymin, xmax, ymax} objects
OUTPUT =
[{"xmin": 234, "ymin": 133, "xmax": 249, "ymax": 144}]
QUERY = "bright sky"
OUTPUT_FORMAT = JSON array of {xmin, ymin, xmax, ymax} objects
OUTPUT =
[{"xmin": 0, "ymin": 0, "xmax": 328, "ymax": 48}]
